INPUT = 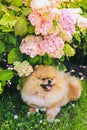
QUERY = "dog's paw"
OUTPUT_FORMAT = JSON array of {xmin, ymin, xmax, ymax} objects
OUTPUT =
[
  {"xmin": 47, "ymin": 114, "xmax": 55, "ymax": 122},
  {"xmin": 29, "ymin": 107, "xmax": 36, "ymax": 113}
]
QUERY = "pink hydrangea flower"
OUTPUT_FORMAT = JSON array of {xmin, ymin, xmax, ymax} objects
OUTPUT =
[
  {"xmin": 73, "ymin": 14, "xmax": 87, "ymax": 29},
  {"xmin": 65, "ymin": 8, "xmax": 87, "ymax": 30},
  {"xmin": 20, "ymin": 35, "xmax": 43, "ymax": 58},
  {"xmin": 30, "ymin": 0, "xmax": 60, "ymax": 11},
  {"xmin": 39, "ymin": 35, "xmax": 64, "ymax": 58},
  {"xmin": 35, "ymin": 20, "xmax": 53, "ymax": 35},
  {"xmin": 20, "ymin": 35, "xmax": 64, "ymax": 59},
  {"xmin": 59, "ymin": 9, "xmax": 75, "ymax": 35},
  {"xmin": 28, "ymin": 10, "xmax": 54, "ymax": 35},
  {"xmin": 29, "ymin": 11, "xmax": 42, "ymax": 26}
]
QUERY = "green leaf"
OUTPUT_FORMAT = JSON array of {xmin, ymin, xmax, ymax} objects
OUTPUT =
[
  {"xmin": 28, "ymin": 55, "xmax": 42, "ymax": 66},
  {"xmin": 14, "ymin": 16, "xmax": 28, "ymax": 36},
  {"xmin": 7, "ymin": 34, "xmax": 17, "ymax": 46},
  {"xmin": 0, "ymin": 67, "xmax": 3, "ymax": 73},
  {"xmin": 0, "ymin": 54, "xmax": 3, "ymax": 61},
  {"xmin": 58, "ymin": 63, "xmax": 67, "ymax": 72},
  {"xmin": 0, "ymin": 32, "xmax": 5, "ymax": 40},
  {"xmin": 1, "ymin": 81, "xmax": 6, "ymax": 87},
  {"xmin": 0, "ymin": 13, "xmax": 17, "ymax": 32},
  {"xmin": 13, "ymin": 0, "xmax": 23, "ymax": 7},
  {"xmin": 0, "ymin": 70, "xmax": 14, "ymax": 81},
  {"xmin": 5, "ymin": 0, "xmax": 13, "ymax": 3},
  {"xmin": 8, "ymin": 48, "xmax": 22, "ymax": 64},
  {"xmin": 8, "ymin": 5, "xmax": 22, "ymax": 12},
  {"xmin": 0, "ymin": 3, "xmax": 7, "ymax": 12},
  {"xmin": 28, "ymin": 24, "xmax": 35, "ymax": 34},
  {"xmin": 0, "ymin": 41, "xmax": 5, "ymax": 54},
  {"xmin": 53, "ymin": 20, "xmax": 57, "ymax": 26},
  {"xmin": 0, "ymin": 26, "xmax": 13, "ymax": 32},
  {"xmin": 0, "ymin": 82, "xmax": 3, "ymax": 94},
  {"xmin": 74, "ymin": 32, "xmax": 81, "ymax": 43},
  {"xmin": 23, "ymin": 0, "xmax": 32, "ymax": 6},
  {"xmin": 42, "ymin": 54, "xmax": 53, "ymax": 65},
  {"xmin": 17, "ymin": 78, "xmax": 23, "ymax": 90},
  {"xmin": 0, "ymin": 81, "xmax": 6, "ymax": 94},
  {"xmin": 63, "ymin": 44, "xmax": 75, "ymax": 57},
  {"xmin": 0, "ymin": 14, "xmax": 16, "ymax": 26},
  {"xmin": 22, "ymin": 7, "xmax": 32, "ymax": 16}
]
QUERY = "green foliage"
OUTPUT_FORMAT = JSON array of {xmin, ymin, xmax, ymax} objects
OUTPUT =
[
  {"xmin": 28, "ymin": 55, "xmax": 42, "ymax": 66},
  {"xmin": 0, "ymin": 82, "xmax": 3, "ymax": 94},
  {"xmin": 12, "ymin": 0, "xmax": 23, "ymax": 7},
  {"xmin": 0, "ymin": 11, "xmax": 17, "ymax": 32},
  {"xmin": 7, "ymin": 33, "xmax": 17, "ymax": 46},
  {"xmin": 0, "ymin": 32, "xmax": 5, "ymax": 40},
  {"xmin": 8, "ymin": 48, "xmax": 22, "ymax": 64},
  {"xmin": 70, "ymin": 0, "xmax": 87, "ymax": 12},
  {"xmin": 0, "ymin": 69, "xmax": 13, "ymax": 94},
  {"xmin": 0, "ymin": 31, "xmax": 22, "ymax": 93},
  {"xmin": 0, "ymin": 1, "xmax": 31, "ymax": 36},
  {"xmin": 22, "ymin": 7, "xmax": 32, "ymax": 17},
  {"xmin": 64, "ymin": 44, "xmax": 75, "ymax": 57},
  {"xmin": 14, "ymin": 16, "xmax": 28, "ymax": 36},
  {"xmin": 0, "ymin": 41, "xmax": 5, "ymax": 54},
  {"xmin": 0, "ymin": 70, "xmax": 14, "ymax": 81},
  {"xmin": 42, "ymin": 54, "xmax": 53, "ymax": 65},
  {"xmin": 70, "ymin": 29, "xmax": 87, "ymax": 63},
  {"xmin": 53, "ymin": 20, "xmax": 57, "ymax": 26},
  {"xmin": 28, "ymin": 24, "xmax": 35, "ymax": 34}
]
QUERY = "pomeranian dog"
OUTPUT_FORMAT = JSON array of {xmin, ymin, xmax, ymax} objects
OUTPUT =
[{"xmin": 21, "ymin": 65, "xmax": 82, "ymax": 121}]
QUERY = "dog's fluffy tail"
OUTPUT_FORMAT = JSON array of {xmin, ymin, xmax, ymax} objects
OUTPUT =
[{"xmin": 66, "ymin": 75, "xmax": 82, "ymax": 101}]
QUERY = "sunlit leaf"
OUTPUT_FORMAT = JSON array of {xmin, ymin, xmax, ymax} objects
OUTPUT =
[
  {"xmin": 14, "ymin": 16, "xmax": 28, "ymax": 36},
  {"xmin": 13, "ymin": 0, "xmax": 23, "ymax": 7},
  {"xmin": 42, "ymin": 54, "xmax": 53, "ymax": 65},
  {"xmin": 22, "ymin": 7, "xmax": 32, "ymax": 16},
  {"xmin": 8, "ymin": 48, "xmax": 22, "ymax": 64},
  {"xmin": 64, "ymin": 44, "xmax": 75, "ymax": 57},
  {"xmin": 28, "ymin": 24, "xmax": 35, "ymax": 34},
  {"xmin": 0, "ymin": 13, "xmax": 17, "ymax": 32},
  {"xmin": 0, "ymin": 70, "xmax": 14, "ymax": 81}
]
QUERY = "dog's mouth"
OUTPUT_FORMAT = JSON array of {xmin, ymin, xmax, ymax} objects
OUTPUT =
[{"xmin": 40, "ymin": 84, "xmax": 52, "ymax": 91}]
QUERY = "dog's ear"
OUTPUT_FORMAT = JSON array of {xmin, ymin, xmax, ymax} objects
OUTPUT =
[
  {"xmin": 34, "ymin": 65, "xmax": 44, "ymax": 70},
  {"xmin": 34, "ymin": 65, "xmax": 39, "ymax": 70}
]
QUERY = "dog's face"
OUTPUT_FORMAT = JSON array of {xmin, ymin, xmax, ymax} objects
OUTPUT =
[
  {"xmin": 40, "ymin": 78, "xmax": 53, "ymax": 91},
  {"xmin": 31, "ymin": 65, "xmax": 58, "ymax": 91}
]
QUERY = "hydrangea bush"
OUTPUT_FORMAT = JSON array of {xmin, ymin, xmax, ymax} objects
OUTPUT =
[{"xmin": 0, "ymin": 0, "xmax": 87, "ymax": 93}]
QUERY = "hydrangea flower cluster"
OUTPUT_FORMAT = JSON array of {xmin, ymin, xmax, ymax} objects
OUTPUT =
[
  {"xmin": 20, "ymin": 35, "xmax": 43, "ymax": 58},
  {"xmin": 20, "ymin": 0, "xmax": 87, "ymax": 59},
  {"xmin": 20, "ymin": 35, "xmax": 64, "ymax": 58},
  {"xmin": 28, "ymin": 1, "xmax": 75, "ymax": 37},
  {"xmin": 67, "ymin": 8, "xmax": 87, "ymax": 30},
  {"xmin": 14, "ymin": 61, "xmax": 33, "ymax": 77}
]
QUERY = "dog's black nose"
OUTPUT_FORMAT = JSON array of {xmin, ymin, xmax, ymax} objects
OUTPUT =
[{"xmin": 48, "ymin": 80, "xmax": 51, "ymax": 84}]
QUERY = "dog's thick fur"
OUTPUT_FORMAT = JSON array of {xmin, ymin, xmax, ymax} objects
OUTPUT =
[{"xmin": 21, "ymin": 65, "xmax": 82, "ymax": 121}]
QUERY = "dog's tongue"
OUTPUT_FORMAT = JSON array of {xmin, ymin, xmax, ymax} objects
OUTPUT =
[{"xmin": 46, "ymin": 85, "xmax": 52, "ymax": 90}]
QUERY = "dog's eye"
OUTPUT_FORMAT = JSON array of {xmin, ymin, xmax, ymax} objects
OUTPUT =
[{"xmin": 42, "ymin": 78, "xmax": 46, "ymax": 80}]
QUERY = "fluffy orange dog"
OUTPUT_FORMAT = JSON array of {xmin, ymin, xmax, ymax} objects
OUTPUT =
[{"xmin": 21, "ymin": 65, "xmax": 82, "ymax": 121}]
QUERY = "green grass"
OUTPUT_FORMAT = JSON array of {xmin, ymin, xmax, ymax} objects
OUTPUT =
[{"xmin": 0, "ymin": 80, "xmax": 87, "ymax": 130}]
